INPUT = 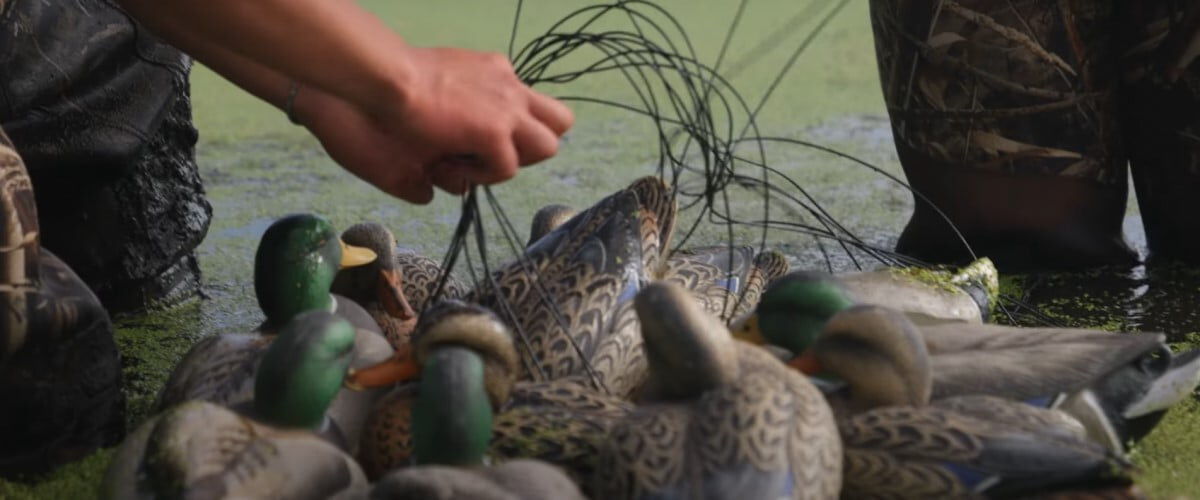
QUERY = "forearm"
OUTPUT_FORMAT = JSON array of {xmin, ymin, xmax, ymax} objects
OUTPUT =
[{"xmin": 114, "ymin": 0, "xmax": 410, "ymax": 115}]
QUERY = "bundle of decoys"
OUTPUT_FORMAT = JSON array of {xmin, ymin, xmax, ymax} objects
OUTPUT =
[{"xmin": 99, "ymin": 176, "xmax": 1200, "ymax": 499}]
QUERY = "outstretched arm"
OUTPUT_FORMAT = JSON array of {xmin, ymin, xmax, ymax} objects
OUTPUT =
[{"xmin": 115, "ymin": 0, "xmax": 573, "ymax": 203}]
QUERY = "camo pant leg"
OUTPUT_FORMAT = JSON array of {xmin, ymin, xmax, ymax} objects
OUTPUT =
[
  {"xmin": 0, "ymin": 0, "xmax": 212, "ymax": 312},
  {"xmin": 0, "ymin": 127, "xmax": 39, "ymax": 358},
  {"xmin": 870, "ymin": 0, "xmax": 1136, "ymax": 270},
  {"xmin": 1119, "ymin": 3, "xmax": 1200, "ymax": 263},
  {"xmin": 0, "ymin": 126, "xmax": 125, "ymax": 477}
]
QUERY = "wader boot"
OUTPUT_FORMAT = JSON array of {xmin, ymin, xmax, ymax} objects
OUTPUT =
[
  {"xmin": 869, "ymin": 0, "xmax": 1137, "ymax": 271},
  {"xmin": 1119, "ymin": 3, "xmax": 1200, "ymax": 264},
  {"xmin": 0, "ymin": 127, "xmax": 125, "ymax": 477},
  {"xmin": 0, "ymin": 0, "xmax": 212, "ymax": 313}
]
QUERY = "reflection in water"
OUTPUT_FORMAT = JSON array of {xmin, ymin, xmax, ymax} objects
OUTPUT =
[{"xmin": 1002, "ymin": 216, "xmax": 1200, "ymax": 344}]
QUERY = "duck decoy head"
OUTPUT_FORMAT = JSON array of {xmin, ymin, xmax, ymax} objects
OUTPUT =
[
  {"xmin": 732, "ymin": 271, "xmax": 855, "ymax": 355},
  {"xmin": 345, "ymin": 300, "xmax": 518, "ymax": 409},
  {"xmin": 253, "ymin": 310, "xmax": 357, "ymax": 430},
  {"xmin": 527, "ymin": 204, "xmax": 578, "ymax": 247},
  {"xmin": 333, "ymin": 222, "xmax": 416, "ymax": 321},
  {"xmin": 255, "ymin": 214, "xmax": 377, "ymax": 327},
  {"xmin": 636, "ymin": 282, "xmax": 739, "ymax": 401},
  {"xmin": 804, "ymin": 305, "xmax": 932, "ymax": 412},
  {"xmin": 410, "ymin": 343, "xmax": 495, "ymax": 467}
]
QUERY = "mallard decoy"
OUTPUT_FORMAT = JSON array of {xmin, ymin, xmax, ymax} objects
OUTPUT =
[
  {"xmin": 155, "ymin": 213, "xmax": 393, "ymax": 450},
  {"xmin": 781, "ymin": 301, "xmax": 1200, "ymax": 454},
  {"xmin": 809, "ymin": 305, "xmax": 1137, "ymax": 499},
  {"xmin": 497, "ymin": 179, "xmax": 786, "ymax": 396},
  {"xmin": 465, "ymin": 177, "xmax": 671, "ymax": 397},
  {"xmin": 0, "ymin": 132, "xmax": 123, "ymax": 476},
  {"xmin": 661, "ymin": 245, "xmax": 791, "ymax": 322},
  {"xmin": 371, "ymin": 460, "xmax": 585, "ymax": 500},
  {"xmin": 363, "ymin": 304, "xmax": 586, "ymax": 500},
  {"xmin": 733, "ymin": 260, "xmax": 997, "ymax": 347},
  {"xmin": 526, "ymin": 199, "xmax": 789, "ymax": 323},
  {"xmin": 594, "ymin": 282, "xmax": 842, "ymax": 500},
  {"xmin": 332, "ymin": 222, "xmax": 468, "ymax": 350},
  {"xmin": 348, "ymin": 300, "xmax": 632, "ymax": 485},
  {"xmin": 102, "ymin": 311, "xmax": 369, "ymax": 500},
  {"xmin": 836, "ymin": 257, "xmax": 998, "ymax": 324},
  {"xmin": 527, "ymin": 204, "xmax": 578, "ymax": 247}
]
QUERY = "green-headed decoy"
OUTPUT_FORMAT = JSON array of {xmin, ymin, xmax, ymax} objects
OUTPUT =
[
  {"xmin": 808, "ymin": 305, "xmax": 1138, "ymax": 499},
  {"xmin": 348, "ymin": 300, "xmax": 632, "ymax": 488},
  {"xmin": 102, "ymin": 311, "xmax": 369, "ymax": 500},
  {"xmin": 365, "ymin": 305, "xmax": 585, "ymax": 500},
  {"xmin": 155, "ymin": 213, "xmax": 394, "ymax": 450}
]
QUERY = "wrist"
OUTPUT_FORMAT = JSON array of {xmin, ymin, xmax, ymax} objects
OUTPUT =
[{"xmin": 371, "ymin": 42, "xmax": 419, "ymax": 122}]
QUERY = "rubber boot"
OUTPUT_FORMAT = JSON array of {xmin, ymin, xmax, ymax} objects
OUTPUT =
[
  {"xmin": 0, "ymin": 0, "xmax": 212, "ymax": 313},
  {"xmin": 869, "ymin": 0, "xmax": 1137, "ymax": 271},
  {"xmin": 1118, "ymin": 3, "xmax": 1200, "ymax": 263},
  {"xmin": 0, "ymin": 128, "xmax": 125, "ymax": 477}
]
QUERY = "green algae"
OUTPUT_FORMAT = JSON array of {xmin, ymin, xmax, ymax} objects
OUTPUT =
[{"xmin": 0, "ymin": 449, "xmax": 113, "ymax": 500}]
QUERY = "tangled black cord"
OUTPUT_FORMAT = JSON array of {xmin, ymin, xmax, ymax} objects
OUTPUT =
[{"xmin": 421, "ymin": 1, "xmax": 1060, "ymax": 390}]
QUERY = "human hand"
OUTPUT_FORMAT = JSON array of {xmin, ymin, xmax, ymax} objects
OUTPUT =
[{"xmin": 297, "ymin": 47, "xmax": 573, "ymax": 204}]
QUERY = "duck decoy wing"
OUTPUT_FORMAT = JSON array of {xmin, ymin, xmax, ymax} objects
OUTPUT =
[
  {"xmin": 372, "ymin": 462, "xmax": 583, "ymax": 500},
  {"xmin": 371, "ymin": 466, "xmax": 520, "ymax": 500},
  {"xmin": 491, "ymin": 379, "xmax": 632, "ymax": 484},
  {"xmin": 625, "ymin": 176, "xmax": 676, "ymax": 276},
  {"xmin": 155, "ymin": 333, "xmax": 271, "ymax": 411},
  {"xmin": 198, "ymin": 433, "xmax": 369, "ymax": 500},
  {"xmin": 596, "ymin": 347, "xmax": 842, "ymax": 500},
  {"xmin": 394, "ymin": 251, "xmax": 468, "ymax": 311},
  {"xmin": 143, "ymin": 401, "xmax": 367, "ymax": 500},
  {"xmin": 921, "ymin": 324, "xmax": 1167, "ymax": 402},
  {"xmin": 840, "ymin": 396, "xmax": 1129, "ymax": 499},
  {"xmin": 471, "ymin": 184, "xmax": 648, "ymax": 392},
  {"xmin": 838, "ymin": 270, "xmax": 985, "ymax": 325},
  {"xmin": 478, "ymin": 460, "xmax": 588, "ymax": 500}
]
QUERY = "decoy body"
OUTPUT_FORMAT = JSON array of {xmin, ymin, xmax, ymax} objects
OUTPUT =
[
  {"xmin": 102, "ymin": 312, "xmax": 370, "ymax": 500},
  {"xmin": 834, "ymin": 257, "xmax": 998, "ymax": 324},
  {"xmin": 371, "ymin": 460, "xmax": 585, "ymax": 500},
  {"xmin": 594, "ymin": 282, "xmax": 842, "ymax": 500},
  {"xmin": 661, "ymin": 245, "xmax": 791, "ymax": 322},
  {"xmin": 350, "ymin": 300, "xmax": 632, "ymax": 487},
  {"xmin": 489, "ymin": 178, "xmax": 790, "ymax": 398},
  {"xmin": 811, "ymin": 306, "xmax": 1138, "ymax": 498},
  {"xmin": 364, "ymin": 304, "xmax": 585, "ymax": 500},
  {"xmin": 737, "ymin": 273, "xmax": 1200, "ymax": 453},
  {"xmin": 333, "ymin": 222, "xmax": 467, "ymax": 350},
  {"xmin": 0, "ymin": 131, "xmax": 123, "ymax": 476},
  {"xmin": 526, "ymin": 197, "xmax": 791, "ymax": 324},
  {"xmin": 465, "ymin": 177, "xmax": 669, "ymax": 397},
  {"xmin": 155, "ymin": 214, "xmax": 394, "ymax": 450}
]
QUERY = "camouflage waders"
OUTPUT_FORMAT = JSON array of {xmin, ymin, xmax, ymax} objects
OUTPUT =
[
  {"xmin": 0, "ymin": 127, "xmax": 124, "ymax": 477},
  {"xmin": 870, "ymin": 1, "xmax": 1137, "ymax": 270},
  {"xmin": 0, "ymin": 0, "xmax": 212, "ymax": 312}
]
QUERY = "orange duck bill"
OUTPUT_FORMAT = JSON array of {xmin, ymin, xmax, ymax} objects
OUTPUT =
[
  {"xmin": 379, "ymin": 268, "xmax": 416, "ymax": 320},
  {"xmin": 787, "ymin": 350, "xmax": 823, "ymax": 376},
  {"xmin": 345, "ymin": 344, "xmax": 420, "ymax": 390}
]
